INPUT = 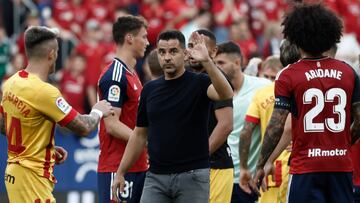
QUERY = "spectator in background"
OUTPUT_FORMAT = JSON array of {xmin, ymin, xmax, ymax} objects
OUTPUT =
[
  {"xmin": 140, "ymin": 0, "xmax": 166, "ymax": 47},
  {"xmin": 59, "ymin": 53, "xmax": 87, "ymax": 114},
  {"xmin": 262, "ymin": 21, "xmax": 282, "ymax": 58},
  {"xmin": 162, "ymin": 0, "xmax": 198, "ymax": 30},
  {"xmin": 16, "ymin": 11, "xmax": 40, "ymax": 61},
  {"xmin": 211, "ymin": 0, "xmax": 250, "ymax": 43},
  {"xmin": 0, "ymin": 26, "xmax": 10, "ymax": 84},
  {"xmin": 229, "ymin": 19, "xmax": 259, "ymax": 67},
  {"xmin": 214, "ymin": 41, "xmax": 270, "ymax": 203},
  {"xmin": 74, "ymin": 18, "xmax": 107, "ymax": 111},
  {"xmin": 97, "ymin": 15, "xmax": 149, "ymax": 203},
  {"xmin": 181, "ymin": 9, "xmax": 213, "ymax": 45}
]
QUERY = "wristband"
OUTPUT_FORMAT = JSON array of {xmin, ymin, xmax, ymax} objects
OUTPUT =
[{"xmin": 91, "ymin": 109, "xmax": 103, "ymax": 119}]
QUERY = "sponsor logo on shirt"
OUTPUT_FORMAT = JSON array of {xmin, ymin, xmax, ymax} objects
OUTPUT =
[
  {"xmin": 308, "ymin": 148, "xmax": 347, "ymax": 157},
  {"xmin": 108, "ymin": 85, "xmax": 120, "ymax": 102},
  {"xmin": 56, "ymin": 97, "xmax": 71, "ymax": 114}
]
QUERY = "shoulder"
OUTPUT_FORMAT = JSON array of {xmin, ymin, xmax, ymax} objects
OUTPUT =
[
  {"xmin": 142, "ymin": 77, "xmax": 164, "ymax": 92},
  {"xmin": 245, "ymin": 75, "xmax": 271, "ymax": 86},
  {"xmin": 99, "ymin": 59, "xmax": 128, "ymax": 84}
]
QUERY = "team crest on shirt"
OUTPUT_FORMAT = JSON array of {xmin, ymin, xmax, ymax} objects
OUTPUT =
[
  {"xmin": 56, "ymin": 97, "xmax": 71, "ymax": 114},
  {"xmin": 108, "ymin": 85, "xmax": 120, "ymax": 102}
]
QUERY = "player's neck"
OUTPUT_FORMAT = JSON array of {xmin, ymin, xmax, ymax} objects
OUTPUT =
[
  {"xmin": 300, "ymin": 49, "xmax": 324, "ymax": 59},
  {"xmin": 25, "ymin": 61, "xmax": 50, "ymax": 81},
  {"xmin": 116, "ymin": 47, "xmax": 137, "ymax": 73},
  {"xmin": 233, "ymin": 71, "xmax": 244, "ymax": 93}
]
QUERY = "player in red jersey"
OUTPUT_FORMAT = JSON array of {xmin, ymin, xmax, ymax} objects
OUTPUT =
[
  {"xmin": 97, "ymin": 15, "xmax": 149, "ymax": 203},
  {"xmin": 252, "ymin": 4, "xmax": 360, "ymax": 203}
]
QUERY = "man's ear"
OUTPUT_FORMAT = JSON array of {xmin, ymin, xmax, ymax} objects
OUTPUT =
[
  {"xmin": 210, "ymin": 46, "xmax": 218, "ymax": 59},
  {"xmin": 125, "ymin": 33, "xmax": 133, "ymax": 44},
  {"xmin": 184, "ymin": 48, "xmax": 190, "ymax": 61},
  {"xmin": 48, "ymin": 49, "xmax": 55, "ymax": 61}
]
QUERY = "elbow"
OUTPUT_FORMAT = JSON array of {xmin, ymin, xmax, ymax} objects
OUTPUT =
[{"xmin": 223, "ymin": 122, "xmax": 233, "ymax": 137}]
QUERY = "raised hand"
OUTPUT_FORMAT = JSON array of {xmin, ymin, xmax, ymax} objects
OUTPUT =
[{"xmin": 186, "ymin": 32, "xmax": 211, "ymax": 63}]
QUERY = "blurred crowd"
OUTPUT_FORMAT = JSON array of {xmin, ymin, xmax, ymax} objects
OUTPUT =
[{"xmin": 0, "ymin": 0, "xmax": 359, "ymax": 113}]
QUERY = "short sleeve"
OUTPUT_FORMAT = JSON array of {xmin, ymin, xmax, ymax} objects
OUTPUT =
[
  {"xmin": 197, "ymin": 72, "xmax": 212, "ymax": 96},
  {"xmin": 98, "ymin": 74, "xmax": 127, "ymax": 108},
  {"xmin": 275, "ymin": 69, "xmax": 292, "ymax": 98},
  {"xmin": 35, "ymin": 84, "xmax": 78, "ymax": 126},
  {"xmin": 245, "ymin": 94, "xmax": 260, "ymax": 124},
  {"xmin": 136, "ymin": 85, "xmax": 149, "ymax": 127},
  {"xmin": 274, "ymin": 70, "xmax": 292, "ymax": 110}
]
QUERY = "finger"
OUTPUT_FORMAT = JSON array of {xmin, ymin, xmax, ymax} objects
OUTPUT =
[
  {"xmin": 239, "ymin": 182, "xmax": 252, "ymax": 194},
  {"xmin": 261, "ymin": 178, "xmax": 268, "ymax": 192},
  {"xmin": 112, "ymin": 183, "xmax": 121, "ymax": 202},
  {"xmin": 249, "ymin": 179, "xmax": 261, "ymax": 196}
]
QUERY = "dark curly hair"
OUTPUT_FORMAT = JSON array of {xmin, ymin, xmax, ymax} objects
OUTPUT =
[{"xmin": 282, "ymin": 4, "xmax": 342, "ymax": 56}]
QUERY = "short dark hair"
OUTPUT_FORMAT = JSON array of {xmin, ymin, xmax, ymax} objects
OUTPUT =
[
  {"xmin": 195, "ymin": 29, "xmax": 216, "ymax": 44},
  {"xmin": 147, "ymin": 49, "xmax": 163, "ymax": 78},
  {"xmin": 279, "ymin": 39, "xmax": 301, "ymax": 66},
  {"xmin": 217, "ymin": 41, "xmax": 242, "ymax": 55},
  {"xmin": 25, "ymin": 26, "xmax": 58, "ymax": 59},
  {"xmin": 113, "ymin": 15, "xmax": 147, "ymax": 45},
  {"xmin": 216, "ymin": 41, "xmax": 243, "ymax": 66},
  {"xmin": 157, "ymin": 30, "xmax": 186, "ymax": 48},
  {"xmin": 282, "ymin": 4, "xmax": 342, "ymax": 56}
]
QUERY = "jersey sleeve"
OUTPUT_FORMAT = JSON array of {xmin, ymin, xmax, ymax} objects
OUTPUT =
[
  {"xmin": 35, "ymin": 84, "xmax": 78, "ymax": 126},
  {"xmin": 136, "ymin": 84, "xmax": 149, "ymax": 127},
  {"xmin": 98, "ymin": 73, "xmax": 127, "ymax": 108},
  {"xmin": 274, "ymin": 69, "xmax": 292, "ymax": 110},
  {"xmin": 197, "ymin": 72, "xmax": 212, "ymax": 96},
  {"xmin": 245, "ymin": 93, "xmax": 260, "ymax": 124}
]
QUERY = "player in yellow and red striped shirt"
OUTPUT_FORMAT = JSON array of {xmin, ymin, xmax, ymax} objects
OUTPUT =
[{"xmin": 2, "ymin": 26, "xmax": 113, "ymax": 203}]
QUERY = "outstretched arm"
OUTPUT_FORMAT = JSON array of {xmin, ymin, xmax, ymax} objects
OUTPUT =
[{"xmin": 65, "ymin": 100, "xmax": 113, "ymax": 136}]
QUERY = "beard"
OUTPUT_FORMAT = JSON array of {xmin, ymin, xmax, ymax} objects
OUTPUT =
[{"xmin": 188, "ymin": 61, "xmax": 204, "ymax": 72}]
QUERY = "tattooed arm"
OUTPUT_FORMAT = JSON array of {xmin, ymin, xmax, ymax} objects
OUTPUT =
[
  {"xmin": 351, "ymin": 102, "xmax": 360, "ymax": 144},
  {"xmin": 65, "ymin": 112, "xmax": 101, "ymax": 136},
  {"xmin": 239, "ymin": 121, "xmax": 257, "ymax": 169},
  {"xmin": 65, "ymin": 100, "xmax": 113, "ymax": 136},
  {"xmin": 239, "ymin": 121, "xmax": 257, "ymax": 194},
  {"xmin": 251, "ymin": 108, "xmax": 289, "ymax": 195},
  {"xmin": 257, "ymin": 108, "xmax": 289, "ymax": 169}
]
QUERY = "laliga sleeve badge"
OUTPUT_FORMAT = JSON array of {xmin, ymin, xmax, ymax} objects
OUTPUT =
[
  {"xmin": 55, "ymin": 97, "xmax": 71, "ymax": 114},
  {"xmin": 108, "ymin": 85, "xmax": 120, "ymax": 102}
]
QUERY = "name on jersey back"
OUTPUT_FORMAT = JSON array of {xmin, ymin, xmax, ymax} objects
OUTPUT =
[
  {"xmin": 305, "ymin": 69, "xmax": 342, "ymax": 81},
  {"xmin": 3, "ymin": 91, "xmax": 31, "ymax": 117}
]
